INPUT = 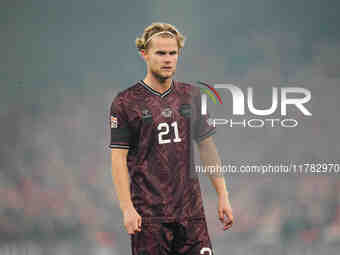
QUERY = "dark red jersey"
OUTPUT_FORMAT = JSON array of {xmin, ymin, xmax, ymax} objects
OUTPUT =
[{"xmin": 109, "ymin": 80, "xmax": 216, "ymax": 223}]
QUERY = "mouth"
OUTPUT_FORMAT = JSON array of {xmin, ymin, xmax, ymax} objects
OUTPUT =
[{"xmin": 161, "ymin": 66, "xmax": 172, "ymax": 70}]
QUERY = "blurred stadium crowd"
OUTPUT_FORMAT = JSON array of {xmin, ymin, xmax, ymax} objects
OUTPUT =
[
  {"xmin": 1, "ymin": 149, "xmax": 340, "ymax": 248},
  {"xmin": 1, "ymin": 169, "xmax": 340, "ymax": 253}
]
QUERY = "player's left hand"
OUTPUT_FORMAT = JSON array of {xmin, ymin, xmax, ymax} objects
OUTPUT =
[{"xmin": 218, "ymin": 194, "xmax": 234, "ymax": 231}]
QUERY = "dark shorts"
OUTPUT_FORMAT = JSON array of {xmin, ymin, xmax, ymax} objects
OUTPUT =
[{"xmin": 131, "ymin": 217, "xmax": 214, "ymax": 255}]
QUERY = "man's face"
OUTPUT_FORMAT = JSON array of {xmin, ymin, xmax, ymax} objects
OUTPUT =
[{"xmin": 142, "ymin": 36, "xmax": 179, "ymax": 81}]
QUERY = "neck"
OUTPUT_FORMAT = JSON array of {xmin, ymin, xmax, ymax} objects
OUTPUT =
[{"xmin": 143, "ymin": 74, "xmax": 172, "ymax": 94}]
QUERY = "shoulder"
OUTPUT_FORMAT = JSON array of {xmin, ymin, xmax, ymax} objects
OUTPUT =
[
  {"xmin": 110, "ymin": 82, "xmax": 143, "ymax": 115},
  {"xmin": 174, "ymin": 81, "xmax": 201, "ymax": 96},
  {"xmin": 114, "ymin": 82, "xmax": 142, "ymax": 99},
  {"xmin": 111, "ymin": 81, "xmax": 145, "ymax": 106}
]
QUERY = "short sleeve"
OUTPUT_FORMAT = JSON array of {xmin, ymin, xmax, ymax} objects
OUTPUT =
[
  {"xmin": 193, "ymin": 89, "xmax": 216, "ymax": 143},
  {"xmin": 109, "ymin": 93, "xmax": 132, "ymax": 149}
]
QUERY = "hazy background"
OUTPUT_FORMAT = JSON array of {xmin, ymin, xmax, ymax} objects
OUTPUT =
[{"xmin": 1, "ymin": 0, "xmax": 340, "ymax": 254}]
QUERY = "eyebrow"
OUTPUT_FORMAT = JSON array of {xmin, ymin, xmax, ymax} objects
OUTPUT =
[{"xmin": 155, "ymin": 50, "xmax": 178, "ymax": 54}]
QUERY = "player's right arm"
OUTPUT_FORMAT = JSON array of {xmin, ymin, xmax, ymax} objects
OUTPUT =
[
  {"xmin": 111, "ymin": 148, "xmax": 142, "ymax": 234},
  {"xmin": 109, "ymin": 94, "xmax": 141, "ymax": 235}
]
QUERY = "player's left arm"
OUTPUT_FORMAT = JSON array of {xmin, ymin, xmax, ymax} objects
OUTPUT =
[{"xmin": 198, "ymin": 136, "xmax": 234, "ymax": 230}]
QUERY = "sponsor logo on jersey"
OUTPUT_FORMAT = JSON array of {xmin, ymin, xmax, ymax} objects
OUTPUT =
[
  {"xmin": 141, "ymin": 109, "xmax": 152, "ymax": 119},
  {"xmin": 111, "ymin": 115, "xmax": 118, "ymax": 128},
  {"xmin": 161, "ymin": 107, "xmax": 172, "ymax": 118}
]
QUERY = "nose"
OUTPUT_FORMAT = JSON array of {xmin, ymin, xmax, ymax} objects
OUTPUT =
[{"xmin": 164, "ymin": 54, "xmax": 172, "ymax": 62}]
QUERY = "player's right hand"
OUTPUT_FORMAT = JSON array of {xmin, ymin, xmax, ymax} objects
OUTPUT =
[{"xmin": 123, "ymin": 206, "xmax": 142, "ymax": 235}]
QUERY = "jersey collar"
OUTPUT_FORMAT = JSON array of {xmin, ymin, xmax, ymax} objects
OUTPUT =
[{"xmin": 138, "ymin": 80, "xmax": 175, "ymax": 98}]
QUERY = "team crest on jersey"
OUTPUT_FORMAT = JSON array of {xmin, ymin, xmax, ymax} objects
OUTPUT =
[
  {"xmin": 161, "ymin": 107, "xmax": 172, "ymax": 118},
  {"xmin": 111, "ymin": 115, "xmax": 118, "ymax": 128},
  {"xmin": 179, "ymin": 104, "xmax": 192, "ymax": 117}
]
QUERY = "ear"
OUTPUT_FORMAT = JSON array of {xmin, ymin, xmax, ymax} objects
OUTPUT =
[{"xmin": 139, "ymin": 49, "xmax": 148, "ymax": 61}]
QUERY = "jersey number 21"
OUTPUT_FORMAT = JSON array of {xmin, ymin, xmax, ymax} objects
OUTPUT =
[{"xmin": 157, "ymin": 121, "xmax": 182, "ymax": 144}]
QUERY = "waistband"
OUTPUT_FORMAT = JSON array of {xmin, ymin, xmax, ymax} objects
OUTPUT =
[{"xmin": 141, "ymin": 216, "xmax": 205, "ymax": 224}]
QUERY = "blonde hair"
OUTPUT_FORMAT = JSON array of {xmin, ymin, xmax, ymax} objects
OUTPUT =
[{"xmin": 135, "ymin": 23, "xmax": 185, "ymax": 51}]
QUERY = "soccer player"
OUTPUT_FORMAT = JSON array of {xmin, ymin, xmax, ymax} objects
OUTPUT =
[{"xmin": 109, "ymin": 23, "xmax": 233, "ymax": 255}]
